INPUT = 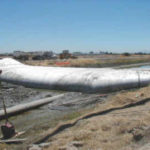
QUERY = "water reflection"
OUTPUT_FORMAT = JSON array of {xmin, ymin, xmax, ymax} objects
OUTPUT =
[{"xmin": 140, "ymin": 65, "xmax": 150, "ymax": 68}]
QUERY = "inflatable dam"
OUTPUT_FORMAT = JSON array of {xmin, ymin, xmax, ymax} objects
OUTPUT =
[{"xmin": 0, "ymin": 58, "xmax": 150, "ymax": 93}]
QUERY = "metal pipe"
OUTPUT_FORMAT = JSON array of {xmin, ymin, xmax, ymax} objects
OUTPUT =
[{"xmin": 0, "ymin": 58, "xmax": 150, "ymax": 93}]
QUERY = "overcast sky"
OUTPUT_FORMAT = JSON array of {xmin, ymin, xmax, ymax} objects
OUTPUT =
[{"xmin": 0, "ymin": 0, "xmax": 150, "ymax": 53}]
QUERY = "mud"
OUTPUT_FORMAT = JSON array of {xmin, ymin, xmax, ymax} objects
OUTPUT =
[
  {"xmin": 0, "ymin": 81, "xmax": 109, "ymax": 150},
  {"xmin": 0, "ymin": 82, "xmax": 56, "ymax": 109},
  {"xmin": 0, "ymin": 82, "xmax": 106, "ymax": 111}
]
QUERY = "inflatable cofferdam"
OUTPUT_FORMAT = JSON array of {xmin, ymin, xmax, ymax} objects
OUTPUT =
[{"xmin": 0, "ymin": 58, "xmax": 150, "ymax": 93}]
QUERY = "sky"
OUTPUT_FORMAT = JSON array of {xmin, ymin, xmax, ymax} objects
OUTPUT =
[{"xmin": 0, "ymin": 0, "xmax": 150, "ymax": 53}]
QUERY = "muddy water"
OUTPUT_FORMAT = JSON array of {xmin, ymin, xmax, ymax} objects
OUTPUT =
[{"xmin": 0, "ymin": 82, "xmax": 108, "ymax": 150}]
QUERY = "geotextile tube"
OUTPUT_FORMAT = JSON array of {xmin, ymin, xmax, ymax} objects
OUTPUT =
[
  {"xmin": 0, "ymin": 94, "xmax": 64, "ymax": 119},
  {"xmin": 1, "ymin": 58, "xmax": 150, "ymax": 93}
]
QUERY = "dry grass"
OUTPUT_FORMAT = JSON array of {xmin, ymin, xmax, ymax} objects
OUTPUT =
[
  {"xmin": 24, "ymin": 54, "xmax": 150, "ymax": 67},
  {"xmin": 41, "ymin": 86, "xmax": 150, "ymax": 150}
]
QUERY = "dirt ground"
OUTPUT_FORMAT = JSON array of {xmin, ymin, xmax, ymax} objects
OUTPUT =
[
  {"xmin": 1, "ymin": 79, "xmax": 150, "ymax": 149},
  {"xmin": 34, "ymin": 86, "xmax": 150, "ymax": 150}
]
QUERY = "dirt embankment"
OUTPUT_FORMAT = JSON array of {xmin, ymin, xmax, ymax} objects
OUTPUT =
[{"xmin": 34, "ymin": 86, "xmax": 150, "ymax": 150}]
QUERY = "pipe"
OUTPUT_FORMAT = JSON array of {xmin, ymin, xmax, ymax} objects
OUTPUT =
[
  {"xmin": 0, "ymin": 94, "xmax": 64, "ymax": 119},
  {"xmin": 0, "ymin": 58, "xmax": 150, "ymax": 93}
]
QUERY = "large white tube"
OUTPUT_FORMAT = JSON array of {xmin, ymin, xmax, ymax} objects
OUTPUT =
[{"xmin": 0, "ymin": 58, "xmax": 150, "ymax": 93}]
